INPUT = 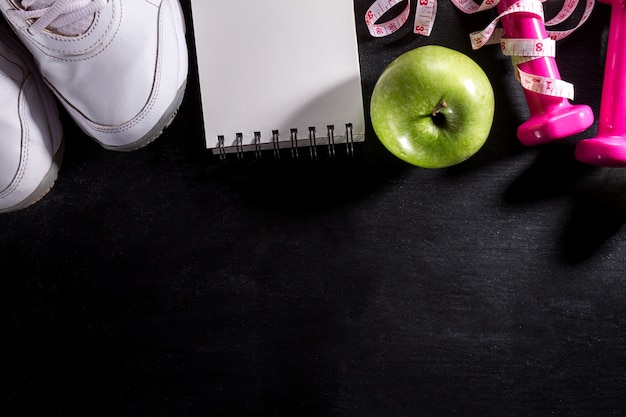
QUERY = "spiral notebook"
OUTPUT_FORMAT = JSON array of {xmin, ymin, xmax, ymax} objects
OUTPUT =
[{"xmin": 189, "ymin": 0, "xmax": 366, "ymax": 159}]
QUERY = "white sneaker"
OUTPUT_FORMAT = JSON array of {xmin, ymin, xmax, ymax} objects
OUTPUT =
[
  {"xmin": 0, "ymin": 24, "xmax": 63, "ymax": 214},
  {"xmin": 0, "ymin": 0, "xmax": 189, "ymax": 151}
]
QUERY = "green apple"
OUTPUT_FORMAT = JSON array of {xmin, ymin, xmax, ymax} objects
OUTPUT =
[{"xmin": 370, "ymin": 45, "xmax": 495, "ymax": 168}]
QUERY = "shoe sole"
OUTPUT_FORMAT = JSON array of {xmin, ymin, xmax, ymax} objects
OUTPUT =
[
  {"xmin": 0, "ymin": 141, "xmax": 64, "ymax": 214},
  {"xmin": 100, "ymin": 80, "xmax": 188, "ymax": 152}
]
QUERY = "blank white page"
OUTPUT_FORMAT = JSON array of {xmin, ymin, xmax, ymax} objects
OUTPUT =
[{"xmin": 189, "ymin": 0, "xmax": 365, "ymax": 154}]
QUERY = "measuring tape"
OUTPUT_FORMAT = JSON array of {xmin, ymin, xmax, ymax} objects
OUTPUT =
[
  {"xmin": 364, "ymin": 0, "xmax": 499, "ymax": 37},
  {"xmin": 472, "ymin": 0, "xmax": 577, "ymax": 99},
  {"xmin": 365, "ymin": 0, "xmax": 439, "ymax": 37},
  {"xmin": 502, "ymin": 39, "xmax": 575, "ymax": 100},
  {"xmin": 414, "ymin": 0, "xmax": 438, "ymax": 36},
  {"xmin": 546, "ymin": 0, "xmax": 580, "ymax": 25},
  {"xmin": 365, "ymin": 0, "xmax": 594, "ymax": 100},
  {"xmin": 365, "ymin": 0, "xmax": 412, "ymax": 37},
  {"xmin": 501, "ymin": 37, "xmax": 556, "ymax": 58},
  {"xmin": 364, "ymin": 0, "xmax": 594, "ymax": 41},
  {"xmin": 517, "ymin": 67, "xmax": 575, "ymax": 99},
  {"xmin": 546, "ymin": 0, "xmax": 595, "ymax": 40},
  {"xmin": 467, "ymin": 0, "xmax": 595, "ymax": 47},
  {"xmin": 468, "ymin": 0, "xmax": 546, "ymax": 49}
]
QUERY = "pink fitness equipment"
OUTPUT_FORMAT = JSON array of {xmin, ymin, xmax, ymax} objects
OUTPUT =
[
  {"xmin": 498, "ymin": 0, "xmax": 595, "ymax": 145},
  {"xmin": 575, "ymin": 0, "xmax": 626, "ymax": 167}
]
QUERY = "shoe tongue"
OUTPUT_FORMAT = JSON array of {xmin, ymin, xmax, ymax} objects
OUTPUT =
[{"xmin": 22, "ymin": 0, "xmax": 95, "ymax": 36}]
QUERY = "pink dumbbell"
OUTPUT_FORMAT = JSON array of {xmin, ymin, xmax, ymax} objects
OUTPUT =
[
  {"xmin": 575, "ymin": 0, "xmax": 626, "ymax": 167},
  {"xmin": 498, "ymin": 0, "xmax": 594, "ymax": 145}
]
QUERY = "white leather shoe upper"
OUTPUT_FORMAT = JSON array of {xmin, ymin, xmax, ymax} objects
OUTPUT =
[
  {"xmin": 0, "ymin": 26, "xmax": 63, "ymax": 213},
  {"xmin": 1, "ymin": 0, "xmax": 189, "ymax": 150}
]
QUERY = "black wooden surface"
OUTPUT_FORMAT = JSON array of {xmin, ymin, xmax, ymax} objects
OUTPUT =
[{"xmin": 2, "ymin": 1, "xmax": 625, "ymax": 416}]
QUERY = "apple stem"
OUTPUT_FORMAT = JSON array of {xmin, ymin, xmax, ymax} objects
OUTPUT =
[{"xmin": 432, "ymin": 101, "xmax": 448, "ymax": 117}]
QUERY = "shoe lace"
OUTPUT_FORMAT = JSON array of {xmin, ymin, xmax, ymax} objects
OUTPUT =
[{"xmin": 10, "ymin": 0, "xmax": 107, "ymax": 35}]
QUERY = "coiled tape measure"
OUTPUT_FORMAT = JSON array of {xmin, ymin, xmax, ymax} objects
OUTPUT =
[
  {"xmin": 364, "ymin": 0, "xmax": 595, "ymax": 100},
  {"xmin": 365, "ymin": 0, "xmax": 443, "ymax": 37}
]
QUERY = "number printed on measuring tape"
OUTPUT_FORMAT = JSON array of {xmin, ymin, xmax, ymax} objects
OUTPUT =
[
  {"xmin": 364, "ymin": 0, "xmax": 439, "ymax": 37},
  {"xmin": 450, "ymin": 0, "xmax": 501, "ymax": 14},
  {"xmin": 546, "ymin": 0, "xmax": 579, "ymax": 25},
  {"xmin": 364, "ymin": 0, "xmax": 594, "ymax": 102},
  {"xmin": 469, "ymin": 0, "xmax": 545, "ymax": 49},
  {"xmin": 414, "ymin": 0, "xmax": 437, "ymax": 36},
  {"xmin": 518, "ymin": 68, "xmax": 575, "ymax": 100},
  {"xmin": 468, "ymin": 0, "xmax": 595, "ymax": 100},
  {"xmin": 546, "ymin": 0, "xmax": 595, "ymax": 40},
  {"xmin": 466, "ymin": 0, "xmax": 596, "ymax": 47},
  {"xmin": 500, "ymin": 37, "xmax": 556, "ymax": 58},
  {"xmin": 365, "ymin": 0, "xmax": 412, "ymax": 37},
  {"xmin": 365, "ymin": 0, "xmax": 595, "ymax": 44}
]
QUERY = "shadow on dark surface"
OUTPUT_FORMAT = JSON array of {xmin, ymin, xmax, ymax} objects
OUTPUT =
[
  {"xmin": 503, "ymin": 141, "xmax": 626, "ymax": 263},
  {"xmin": 207, "ymin": 137, "xmax": 409, "ymax": 215},
  {"xmin": 561, "ymin": 170, "xmax": 626, "ymax": 263},
  {"xmin": 504, "ymin": 141, "xmax": 593, "ymax": 204}
]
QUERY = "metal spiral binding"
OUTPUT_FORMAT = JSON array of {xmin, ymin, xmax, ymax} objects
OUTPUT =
[
  {"xmin": 254, "ymin": 131, "xmax": 262, "ymax": 160},
  {"xmin": 345, "ymin": 123, "xmax": 354, "ymax": 158},
  {"xmin": 217, "ymin": 135, "xmax": 226, "ymax": 161},
  {"xmin": 272, "ymin": 130, "xmax": 280, "ymax": 159},
  {"xmin": 327, "ymin": 125, "xmax": 336, "ymax": 159},
  {"xmin": 309, "ymin": 127, "xmax": 318, "ymax": 161},
  {"xmin": 235, "ymin": 133, "xmax": 244, "ymax": 161},
  {"xmin": 216, "ymin": 123, "xmax": 358, "ymax": 162},
  {"xmin": 290, "ymin": 129, "xmax": 299, "ymax": 160}
]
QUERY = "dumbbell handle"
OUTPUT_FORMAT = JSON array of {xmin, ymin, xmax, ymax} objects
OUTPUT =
[{"xmin": 498, "ymin": 0, "xmax": 594, "ymax": 145}]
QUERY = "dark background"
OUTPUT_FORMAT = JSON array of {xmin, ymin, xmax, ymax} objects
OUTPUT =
[{"xmin": 2, "ymin": 1, "xmax": 625, "ymax": 416}]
